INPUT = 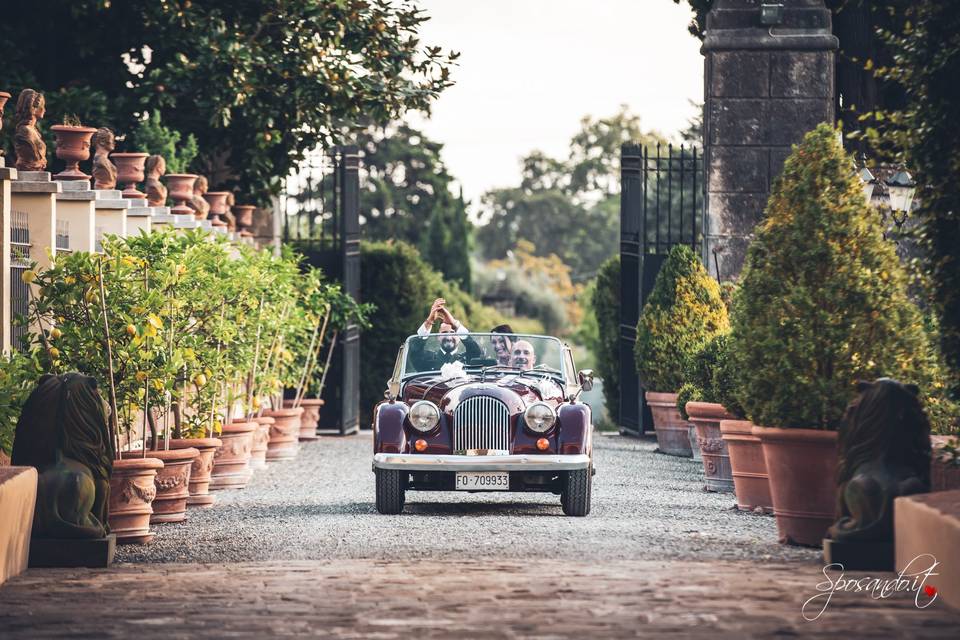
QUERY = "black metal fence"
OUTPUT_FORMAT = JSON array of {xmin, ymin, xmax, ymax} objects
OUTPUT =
[
  {"xmin": 281, "ymin": 146, "xmax": 361, "ymax": 435},
  {"xmin": 619, "ymin": 143, "xmax": 705, "ymax": 437},
  {"xmin": 10, "ymin": 209, "xmax": 31, "ymax": 352}
]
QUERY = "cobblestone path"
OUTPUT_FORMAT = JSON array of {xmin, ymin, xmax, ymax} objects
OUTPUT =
[{"xmin": 0, "ymin": 434, "xmax": 956, "ymax": 637}]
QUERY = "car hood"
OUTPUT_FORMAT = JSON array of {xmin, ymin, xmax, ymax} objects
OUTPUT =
[{"xmin": 403, "ymin": 374, "xmax": 565, "ymax": 413}]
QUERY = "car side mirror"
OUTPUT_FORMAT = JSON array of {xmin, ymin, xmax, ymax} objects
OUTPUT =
[{"xmin": 578, "ymin": 369, "xmax": 594, "ymax": 392}]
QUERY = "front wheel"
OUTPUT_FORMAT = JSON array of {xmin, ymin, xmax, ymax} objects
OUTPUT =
[
  {"xmin": 375, "ymin": 468, "xmax": 405, "ymax": 514},
  {"xmin": 561, "ymin": 465, "xmax": 592, "ymax": 516}
]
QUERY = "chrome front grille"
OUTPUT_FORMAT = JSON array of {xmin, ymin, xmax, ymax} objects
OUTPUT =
[{"xmin": 453, "ymin": 396, "xmax": 510, "ymax": 454}]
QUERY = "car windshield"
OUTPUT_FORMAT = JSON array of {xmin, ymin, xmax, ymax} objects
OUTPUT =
[{"xmin": 402, "ymin": 333, "xmax": 566, "ymax": 380}]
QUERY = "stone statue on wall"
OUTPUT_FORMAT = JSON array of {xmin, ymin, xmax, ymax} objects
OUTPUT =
[
  {"xmin": 824, "ymin": 378, "xmax": 931, "ymax": 568},
  {"xmin": 91, "ymin": 127, "xmax": 117, "ymax": 190},
  {"xmin": 11, "ymin": 373, "xmax": 115, "ymax": 539},
  {"xmin": 144, "ymin": 154, "xmax": 167, "ymax": 207},
  {"xmin": 188, "ymin": 175, "xmax": 210, "ymax": 219},
  {"xmin": 14, "ymin": 88, "xmax": 47, "ymax": 172}
]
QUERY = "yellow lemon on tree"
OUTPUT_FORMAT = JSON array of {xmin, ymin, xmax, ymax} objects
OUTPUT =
[
  {"xmin": 47, "ymin": 347, "xmax": 60, "ymax": 359},
  {"xmin": 126, "ymin": 324, "xmax": 137, "ymax": 337},
  {"xmin": 21, "ymin": 270, "xmax": 37, "ymax": 284},
  {"xmin": 194, "ymin": 373, "xmax": 207, "ymax": 387},
  {"xmin": 50, "ymin": 327, "xmax": 63, "ymax": 340},
  {"xmin": 135, "ymin": 371, "xmax": 148, "ymax": 383}
]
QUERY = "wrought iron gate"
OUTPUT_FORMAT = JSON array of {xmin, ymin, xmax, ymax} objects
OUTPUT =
[
  {"xmin": 619, "ymin": 143, "xmax": 704, "ymax": 437},
  {"xmin": 282, "ymin": 146, "xmax": 361, "ymax": 435}
]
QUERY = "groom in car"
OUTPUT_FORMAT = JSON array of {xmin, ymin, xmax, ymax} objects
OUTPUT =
[{"xmin": 409, "ymin": 298, "xmax": 481, "ymax": 370}]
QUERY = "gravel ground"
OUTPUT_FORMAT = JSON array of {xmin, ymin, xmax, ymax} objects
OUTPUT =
[{"xmin": 116, "ymin": 432, "xmax": 820, "ymax": 564}]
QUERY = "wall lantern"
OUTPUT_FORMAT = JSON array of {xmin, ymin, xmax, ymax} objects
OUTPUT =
[
  {"xmin": 885, "ymin": 169, "xmax": 916, "ymax": 212},
  {"xmin": 858, "ymin": 167, "xmax": 877, "ymax": 206}
]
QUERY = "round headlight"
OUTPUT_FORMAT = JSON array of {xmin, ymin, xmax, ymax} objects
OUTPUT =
[
  {"xmin": 524, "ymin": 402, "xmax": 556, "ymax": 433},
  {"xmin": 408, "ymin": 400, "xmax": 440, "ymax": 432}
]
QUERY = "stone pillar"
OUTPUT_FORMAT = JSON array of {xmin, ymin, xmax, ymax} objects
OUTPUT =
[
  {"xmin": 125, "ymin": 199, "xmax": 154, "ymax": 236},
  {"xmin": 0, "ymin": 166, "xmax": 16, "ymax": 353},
  {"xmin": 93, "ymin": 190, "xmax": 130, "ymax": 250},
  {"xmin": 10, "ymin": 172, "xmax": 61, "ymax": 271},
  {"xmin": 149, "ymin": 207, "xmax": 176, "ymax": 232},
  {"xmin": 56, "ymin": 180, "xmax": 97, "ymax": 253},
  {"xmin": 703, "ymin": 0, "xmax": 838, "ymax": 280}
]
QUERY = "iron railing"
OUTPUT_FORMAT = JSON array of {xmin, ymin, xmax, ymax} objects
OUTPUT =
[{"xmin": 10, "ymin": 209, "xmax": 31, "ymax": 352}]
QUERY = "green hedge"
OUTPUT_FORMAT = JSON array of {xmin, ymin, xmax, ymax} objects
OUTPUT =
[
  {"xmin": 634, "ymin": 245, "xmax": 729, "ymax": 393},
  {"xmin": 590, "ymin": 256, "xmax": 621, "ymax": 424}
]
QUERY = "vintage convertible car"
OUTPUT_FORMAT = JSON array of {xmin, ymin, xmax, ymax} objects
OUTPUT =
[{"xmin": 372, "ymin": 333, "xmax": 595, "ymax": 516}]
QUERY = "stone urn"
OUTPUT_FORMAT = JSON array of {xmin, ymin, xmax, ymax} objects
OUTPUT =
[
  {"xmin": 165, "ymin": 174, "xmax": 198, "ymax": 215},
  {"xmin": 263, "ymin": 407, "xmax": 303, "ymax": 461},
  {"xmin": 284, "ymin": 398, "xmax": 324, "ymax": 441},
  {"xmin": 645, "ymin": 391, "xmax": 692, "ymax": 457},
  {"xmin": 210, "ymin": 421, "xmax": 256, "ymax": 490},
  {"xmin": 250, "ymin": 416, "xmax": 273, "ymax": 469},
  {"xmin": 233, "ymin": 204, "xmax": 255, "ymax": 230},
  {"xmin": 204, "ymin": 191, "xmax": 230, "ymax": 226},
  {"xmin": 755, "ymin": 425, "xmax": 838, "ymax": 547},
  {"xmin": 111, "ymin": 152, "xmax": 149, "ymax": 198},
  {"xmin": 146, "ymin": 447, "xmax": 199, "ymax": 523},
  {"xmin": 687, "ymin": 402, "xmax": 735, "ymax": 493},
  {"xmin": 108, "ymin": 456, "xmax": 164, "ymax": 545},
  {"xmin": 51, "ymin": 124, "xmax": 98, "ymax": 180},
  {"xmin": 720, "ymin": 419, "xmax": 772, "ymax": 513},
  {"xmin": 162, "ymin": 437, "xmax": 222, "ymax": 508}
]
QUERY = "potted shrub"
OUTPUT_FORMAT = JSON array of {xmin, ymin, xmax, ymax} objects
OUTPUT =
[
  {"xmin": 678, "ymin": 334, "xmax": 736, "ymax": 492},
  {"xmin": 730, "ymin": 124, "xmax": 949, "ymax": 547},
  {"xmin": 634, "ymin": 244, "xmax": 728, "ymax": 457}
]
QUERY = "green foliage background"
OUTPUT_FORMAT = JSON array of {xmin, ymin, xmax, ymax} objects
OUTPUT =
[{"xmin": 589, "ymin": 256, "xmax": 621, "ymax": 424}]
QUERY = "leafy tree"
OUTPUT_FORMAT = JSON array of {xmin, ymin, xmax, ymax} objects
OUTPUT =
[
  {"xmin": 0, "ymin": 1, "xmax": 456, "ymax": 202},
  {"xmin": 730, "ymin": 124, "xmax": 952, "ymax": 430},
  {"xmin": 130, "ymin": 110, "xmax": 199, "ymax": 174},
  {"xmin": 359, "ymin": 123, "xmax": 471, "ymax": 288},
  {"xmin": 634, "ymin": 245, "xmax": 728, "ymax": 393},
  {"xmin": 589, "ymin": 256, "xmax": 621, "ymax": 423}
]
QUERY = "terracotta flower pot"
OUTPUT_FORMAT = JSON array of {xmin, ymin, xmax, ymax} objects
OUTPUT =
[
  {"xmin": 203, "ymin": 191, "xmax": 230, "ymax": 225},
  {"xmin": 108, "ymin": 456, "xmax": 164, "ymax": 545},
  {"xmin": 754, "ymin": 426, "xmax": 838, "ymax": 547},
  {"xmin": 146, "ymin": 447, "xmax": 198, "ymax": 523},
  {"xmin": 687, "ymin": 402, "xmax": 736, "ymax": 493},
  {"xmin": 931, "ymin": 435, "xmax": 960, "ymax": 492},
  {"xmin": 162, "ymin": 437, "xmax": 222, "ymax": 508},
  {"xmin": 210, "ymin": 421, "xmax": 256, "ymax": 490},
  {"xmin": 720, "ymin": 420, "xmax": 773, "ymax": 512},
  {"xmin": 645, "ymin": 391, "xmax": 692, "ymax": 457},
  {"xmin": 51, "ymin": 125, "xmax": 97, "ymax": 180},
  {"xmin": 111, "ymin": 152, "xmax": 149, "ymax": 198},
  {"xmin": 249, "ymin": 417, "xmax": 273, "ymax": 469},
  {"xmin": 232, "ymin": 204, "xmax": 255, "ymax": 230},
  {"xmin": 165, "ymin": 173, "xmax": 198, "ymax": 215},
  {"xmin": 688, "ymin": 425, "xmax": 702, "ymax": 462},
  {"xmin": 284, "ymin": 398, "xmax": 324, "ymax": 441},
  {"xmin": 264, "ymin": 407, "xmax": 303, "ymax": 461}
]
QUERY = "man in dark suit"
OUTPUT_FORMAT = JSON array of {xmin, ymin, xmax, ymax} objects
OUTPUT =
[{"xmin": 409, "ymin": 301, "xmax": 481, "ymax": 371}]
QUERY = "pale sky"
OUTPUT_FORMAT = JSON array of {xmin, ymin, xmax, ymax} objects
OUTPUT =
[{"xmin": 406, "ymin": 0, "xmax": 705, "ymax": 206}]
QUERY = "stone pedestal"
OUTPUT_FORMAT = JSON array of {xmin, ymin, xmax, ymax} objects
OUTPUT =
[
  {"xmin": 0, "ymin": 166, "xmax": 16, "ymax": 352},
  {"xmin": 93, "ymin": 190, "xmax": 130, "ymax": 250},
  {"xmin": 895, "ymin": 491, "xmax": 960, "ymax": 611},
  {"xmin": 28, "ymin": 535, "xmax": 116, "ymax": 568},
  {"xmin": 149, "ymin": 207, "xmax": 176, "ymax": 231},
  {"xmin": 0, "ymin": 467, "xmax": 37, "ymax": 585},
  {"xmin": 55, "ymin": 180, "xmax": 97, "ymax": 253},
  {"xmin": 702, "ymin": 0, "xmax": 837, "ymax": 280},
  {"xmin": 125, "ymin": 199, "xmax": 154, "ymax": 236},
  {"xmin": 10, "ymin": 172, "xmax": 61, "ymax": 272}
]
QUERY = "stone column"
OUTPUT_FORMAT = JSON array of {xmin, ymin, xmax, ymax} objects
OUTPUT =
[
  {"xmin": 124, "ymin": 199, "xmax": 153, "ymax": 236},
  {"xmin": 702, "ymin": 0, "xmax": 838, "ymax": 280},
  {"xmin": 56, "ymin": 180, "xmax": 97, "ymax": 253},
  {"xmin": 10, "ymin": 172, "xmax": 61, "ymax": 271},
  {"xmin": 93, "ymin": 190, "xmax": 131, "ymax": 250},
  {"xmin": 0, "ymin": 166, "xmax": 16, "ymax": 352}
]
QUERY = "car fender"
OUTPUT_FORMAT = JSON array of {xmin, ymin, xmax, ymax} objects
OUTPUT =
[
  {"xmin": 374, "ymin": 401, "xmax": 409, "ymax": 454},
  {"xmin": 557, "ymin": 402, "xmax": 592, "ymax": 456}
]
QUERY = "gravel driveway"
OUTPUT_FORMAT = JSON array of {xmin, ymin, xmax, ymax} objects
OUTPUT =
[{"xmin": 117, "ymin": 432, "xmax": 820, "ymax": 564}]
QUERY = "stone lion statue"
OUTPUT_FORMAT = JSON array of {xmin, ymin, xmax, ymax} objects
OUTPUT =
[
  {"xmin": 827, "ymin": 378, "xmax": 930, "ymax": 544},
  {"xmin": 11, "ymin": 373, "xmax": 114, "ymax": 539}
]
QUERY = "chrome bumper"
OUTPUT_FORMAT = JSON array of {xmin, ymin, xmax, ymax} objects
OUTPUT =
[{"xmin": 372, "ymin": 453, "xmax": 590, "ymax": 472}]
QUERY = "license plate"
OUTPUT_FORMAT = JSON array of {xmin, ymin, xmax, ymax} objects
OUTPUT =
[{"xmin": 455, "ymin": 471, "xmax": 510, "ymax": 491}]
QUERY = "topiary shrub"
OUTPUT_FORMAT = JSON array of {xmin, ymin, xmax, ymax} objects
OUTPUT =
[
  {"xmin": 634, "ymin": 244, "xmax": 728, "ymax": 393},
  {"xmin": 676, "ymin": 382, "xmax": 705, "ymax": 421},
  {"xmin": 676, "ymin": 333, "xmax": 730, "ymax": 419},
  {"xmin": 591, "ymin": 256, "xmax": 620, "ymax": 423},
  {"xmin": 730, "ymin": 123, "xmax": 950, "ymax": 431}
]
